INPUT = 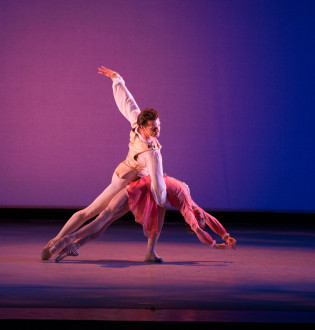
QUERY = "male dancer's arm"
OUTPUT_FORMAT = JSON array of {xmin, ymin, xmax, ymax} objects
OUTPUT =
[
  {"xmin": 111, "ymin": 71, "xmax": 167, "ymax": 206},
  {"xmin": 140, "ymin": 150, "xmax": 167, "ymax": 207},
  {"xmin": 98, "ymin": 66, "xmax": 140, "ymax": 126},
  {"xmin": 98, "ymin": 66, "xmax": 167, "ymax": 207}
]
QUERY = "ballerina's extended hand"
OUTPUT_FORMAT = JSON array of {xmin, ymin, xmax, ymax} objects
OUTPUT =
[{"xmin": 226, "ymin": 237, "xmax": 237, "ymax": 250}]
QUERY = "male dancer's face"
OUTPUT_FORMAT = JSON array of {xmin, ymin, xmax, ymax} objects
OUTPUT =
[{"xmin": 141, "ymin": 118, "xmax": 161, "ymax": 139}]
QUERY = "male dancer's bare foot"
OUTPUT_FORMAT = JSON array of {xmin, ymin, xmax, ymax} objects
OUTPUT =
[{"xmin": 144, "ymin": 253, "xmax": 164, "ymax": 263}]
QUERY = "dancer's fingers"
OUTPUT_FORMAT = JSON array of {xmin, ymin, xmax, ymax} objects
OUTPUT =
[
  {"xmin": 98, "ymin": 68, "xmax": 107, "ymax": 74},
  {"xmin": 98, "ymin": 69, "xmax": 113, "ymax": 77},
  {"xmin": 214, "ymin": 243, "xmax": 227, "ymax": 249},
  {"xmin": 228, "ymin": 238, "xmax": 237, "ymax": 250}
]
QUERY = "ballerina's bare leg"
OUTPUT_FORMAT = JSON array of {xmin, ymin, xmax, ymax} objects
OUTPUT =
[
  {"xmin": 50, "ymin": 188, "xmax": 130, "ymax": 254},
  {"xmin": 41, "ymin": 172, "xmax": 130, "ymax": 260},
  {"xmin": 54, "ymin": 193, "xmax": 130, "ymax": 262},
  {"xmin": 51, "ymin": 188, "xmax": 165, "ymax": 262}
]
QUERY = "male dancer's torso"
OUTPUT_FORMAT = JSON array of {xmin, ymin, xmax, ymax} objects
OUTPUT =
[{"xmin": 115, "ymin": 127, "xmax": 162, "ymax": 181}]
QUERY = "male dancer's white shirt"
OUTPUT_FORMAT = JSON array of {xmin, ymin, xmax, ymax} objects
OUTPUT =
[{"xmin": 112, "ymin": 74, "xmax": 167, "ymax": 207}]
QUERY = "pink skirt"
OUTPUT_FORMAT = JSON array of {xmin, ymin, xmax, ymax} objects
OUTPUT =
[{"xmin": 127, "ymin": 176, "xmax": 161, "ymax": 238}]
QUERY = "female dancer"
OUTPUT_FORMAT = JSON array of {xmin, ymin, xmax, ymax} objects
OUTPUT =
[{"xmin": 49, "ymin": 176, "xmax": 237, "ymax": 263}]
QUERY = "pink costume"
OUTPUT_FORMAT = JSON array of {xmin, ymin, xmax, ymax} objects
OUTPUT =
[{"xmin": 128, "ymin": 176, "xmax": 229, "ymax": 246}]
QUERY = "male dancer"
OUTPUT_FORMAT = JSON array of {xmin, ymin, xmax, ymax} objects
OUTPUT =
[{"xmin": 41, "ymin": 67, "xmax": 167, "ymax": 262}]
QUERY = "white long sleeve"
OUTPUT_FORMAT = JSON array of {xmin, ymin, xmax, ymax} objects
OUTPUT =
[
  {"xmin": 111, "ymin": 74, "xmax": 167, "ymax": 207},
  {"xmin": 112, "ymin": 75, "xmax": 140, "ymax": 126},
  {"xmin": 138, "ymin": 150, "xmax": 167, "ymax": 207}
]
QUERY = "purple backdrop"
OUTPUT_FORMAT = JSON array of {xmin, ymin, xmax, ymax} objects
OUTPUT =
[{"xmin": 1, "ymin": 0, "xmax": 314, "ymax": 212}]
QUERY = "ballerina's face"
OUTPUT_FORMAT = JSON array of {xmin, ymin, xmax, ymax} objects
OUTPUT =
[{"xmin": 198, "ymin": 218, "xmax": 206, "ymax": 229}]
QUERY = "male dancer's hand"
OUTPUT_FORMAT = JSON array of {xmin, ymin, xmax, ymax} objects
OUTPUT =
[{"xmin": 98, "ymin": 66, "xmax": 118, "ymax": 80}]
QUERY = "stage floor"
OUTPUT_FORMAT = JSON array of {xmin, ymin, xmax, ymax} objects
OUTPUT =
[{"xmin": 0, "ymin": 218, "xmax": 314, "ymax": 326}]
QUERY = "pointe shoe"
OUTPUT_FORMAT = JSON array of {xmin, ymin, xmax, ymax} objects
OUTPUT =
[
  {"xmin": 55, "ymin": 243, "xmax": 79, "ymax": 263},
  {"xmin": 49, "ymin": 234, "xmax": 76, "ymax": 256},
  {"xmin": 41, "ymin": 239, "xmax": 56, "ymax": 260},
  {"xmin": 144, "ymin": 253, "xmax": 164, "ymax": 263}
]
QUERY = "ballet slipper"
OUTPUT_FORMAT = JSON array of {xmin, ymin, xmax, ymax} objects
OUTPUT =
[
  {"xmin": 55, "ymin": 243, "xmax": 79, "ymax": 263},
  {"xmin": 144, "ymin": 253, "xmax": 164, "ymax": 263},
  {"xmin": 41, "ymin": 239, "xmax": 57, "ymax": 260},
  {"xmin": 49, "ymin": 234, "xmax": 76, "ymax": 256}
]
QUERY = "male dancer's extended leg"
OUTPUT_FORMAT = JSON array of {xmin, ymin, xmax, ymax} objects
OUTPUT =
[
  {"xmin": 41, "ymin": 172, "xmax": 129, "ymax": 260},
  {"xmin": 50, "ymin": 188, "xmax": 130, "ymax": 257},
  {"xmin": 53, "ymin": 192, "xmax": 165, "ymax": 263},
  {"xmin": 55, "ymin": 198, "xmax": 130, "ymax": 262}
]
